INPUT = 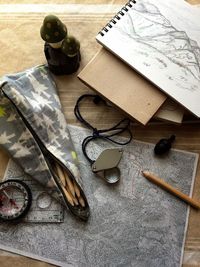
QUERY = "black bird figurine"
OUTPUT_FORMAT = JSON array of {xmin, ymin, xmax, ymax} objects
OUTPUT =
[{"xmin": 154, "ymin": 135, "xmax": 176, "ymax": 155}]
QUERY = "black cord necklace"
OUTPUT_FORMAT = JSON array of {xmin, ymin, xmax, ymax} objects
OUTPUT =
[{"xmin": 74, "ymin": 94, "xmax": 133, "ymax": 183}]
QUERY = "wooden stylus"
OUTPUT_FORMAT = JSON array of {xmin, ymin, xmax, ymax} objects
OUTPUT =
[{"xmin": 142, "ymin": 171, "xmax": 200, "ymax": 209}]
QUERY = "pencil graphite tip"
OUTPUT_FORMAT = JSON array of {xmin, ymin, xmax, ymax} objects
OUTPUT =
[{"xmin": 141, "ymin": 170, "xmax": 149, "ymax": 176}]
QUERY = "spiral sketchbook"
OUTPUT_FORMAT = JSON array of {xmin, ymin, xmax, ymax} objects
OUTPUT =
[{"xmin": 96, "ymin": 0, "xmax": 200, "ymax": 118}]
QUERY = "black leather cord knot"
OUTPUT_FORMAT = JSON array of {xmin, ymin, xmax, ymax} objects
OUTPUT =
[
  {"xmin": 93, "ymin": 128, "xmax": 100, "ymax": 137},
  {"xmin": 74, "ymin": 94, "xmax": 133, "ymax": 164}
]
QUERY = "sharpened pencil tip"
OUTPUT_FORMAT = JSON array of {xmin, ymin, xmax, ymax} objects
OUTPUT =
[{"xmin": 141, "ymin": 170, "xmax": 148, "ymax": 175}]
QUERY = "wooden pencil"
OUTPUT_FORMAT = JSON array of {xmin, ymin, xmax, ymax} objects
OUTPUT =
[
  {"xmin": 54, "ymin": 162, "xmax": 85, "ymax": 208},
  {"xmin": 54, "ymin": 163, "xmax": 77, "ymax": 206},
  {"xmin": 63, "ymin": 169, "xmax": 75, "ymax": 197},
  {"xmin": 73, "ymin": 180, "xmax": 81, "ymax": 198},
  {"xmin": 55, "ymin": 163, "xmax": 66, "ymax": 187},
  {"xmin": 142, "ymin": 171, "xmax": 200, "ymax": 210},
  {"xmin": 65, "ymin": 184, "xmax": 79, "ymax": 205},
  {"xmin": 62, "ymin": 186, "xmax": 74, "ymax": 206},
  {"xmin": 78, "ymin": 195, "xmax": 85, "ymax": 208}
]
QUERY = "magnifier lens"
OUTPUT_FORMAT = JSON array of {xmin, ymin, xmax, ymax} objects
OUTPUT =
[
  {"xmin": 36, "ymin": 192, "xmax": 52, "ymax": 209},
  {"xmin": 104, "ymin": 167, "xmax": 120, "ymax": 184}
]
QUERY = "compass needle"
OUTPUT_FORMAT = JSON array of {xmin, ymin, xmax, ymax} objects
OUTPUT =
[
  {"xmin": 0, "ymin": 180, "xmax": 32, "ymax": 221},
  {"xmin": 2, "ymin": 190, "xmax": 11, "ymax": 200}
]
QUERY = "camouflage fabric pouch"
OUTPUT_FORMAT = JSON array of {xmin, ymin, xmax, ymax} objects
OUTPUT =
[{"xmin": 0, "ymin": 65, "xmax": 90, "ymax": 221}]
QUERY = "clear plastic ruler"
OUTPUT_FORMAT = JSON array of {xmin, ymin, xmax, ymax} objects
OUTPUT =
[{"xmin": 3, "ymin": 159, "xmax": 64, "ymax": 223}]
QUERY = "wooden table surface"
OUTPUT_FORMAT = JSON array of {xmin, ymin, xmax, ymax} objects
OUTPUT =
[{"xmin": 0, "ymin": 0, "xmax": 200, "ymax": 266}]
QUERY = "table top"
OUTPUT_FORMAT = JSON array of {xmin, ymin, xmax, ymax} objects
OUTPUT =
[{"xmin": 0, "ymin": 1, "xmax": 200, "ymax": 266}]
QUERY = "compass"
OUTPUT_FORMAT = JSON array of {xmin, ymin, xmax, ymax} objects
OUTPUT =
[{"xmin": 0, "ymin": 179, "xmax": 32, "ymax": 221}]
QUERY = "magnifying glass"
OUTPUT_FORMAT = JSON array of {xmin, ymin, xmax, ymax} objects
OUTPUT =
[{"xmin": 91, "ymin": 148, "xmax": 123, "ymax": 184}]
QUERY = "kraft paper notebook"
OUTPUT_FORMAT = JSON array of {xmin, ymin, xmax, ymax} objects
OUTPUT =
[
  {"xmin": 96, "ymin": 0, "xmax": 200, "ymax": 118},
  {"xmin": 78, "ymin": 48, "xmax": 184, "ymax": 125},
  {"xmin": 78, "ymin": 48, "xmax": 166, "ymax": 125}
]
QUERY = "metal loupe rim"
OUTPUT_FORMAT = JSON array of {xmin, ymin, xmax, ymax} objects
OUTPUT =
[{"xmin": 103, "ymin": 167, "xmax": 120, "ymax": 184}]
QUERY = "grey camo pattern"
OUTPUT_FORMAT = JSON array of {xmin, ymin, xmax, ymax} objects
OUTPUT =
[{"xmin": 0, "ymin": 65, "xmax": 86, "ymax": 210}]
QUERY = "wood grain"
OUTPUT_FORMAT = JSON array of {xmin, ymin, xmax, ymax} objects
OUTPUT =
[{"xmin": 0, "ymin": 0, "xmax": 200, "ymax": 266}]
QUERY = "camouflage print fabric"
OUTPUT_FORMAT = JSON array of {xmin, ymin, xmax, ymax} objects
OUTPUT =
[{"xmin": 0, "ymin": 65, "xmax": 89, "ymax": 220}]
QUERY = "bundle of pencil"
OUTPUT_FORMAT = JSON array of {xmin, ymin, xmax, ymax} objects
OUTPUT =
[{"xmin": 54, "ymin": 162, "xmax": 85, "ymax": 208}]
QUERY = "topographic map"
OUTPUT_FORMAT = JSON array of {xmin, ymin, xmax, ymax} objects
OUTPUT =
[{"xmin": 0, "ymin": 125, "xmax": 198, "ymax": 267}]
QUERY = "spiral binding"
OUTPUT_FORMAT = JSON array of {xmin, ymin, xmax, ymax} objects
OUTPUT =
[{"xmin": 99, "ymin": 0, "xmax": 137, "ymax": 37}]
